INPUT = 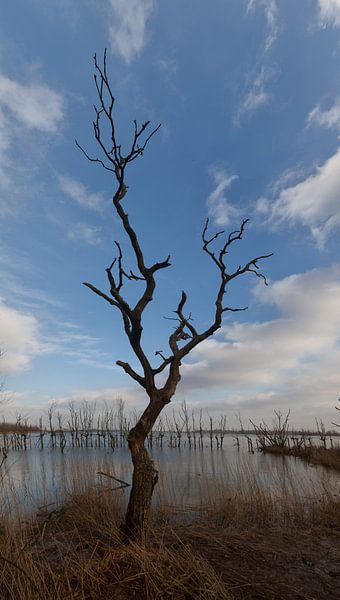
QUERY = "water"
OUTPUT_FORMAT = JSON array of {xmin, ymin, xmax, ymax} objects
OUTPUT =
[{"xmin": 1, "ymin": 435, "xmax": 339, "ymax": 516}]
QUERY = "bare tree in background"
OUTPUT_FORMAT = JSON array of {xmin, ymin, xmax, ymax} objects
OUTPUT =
[{"xmin": 77, "ymin": 51, "xmax": 273, "ymax": 540}]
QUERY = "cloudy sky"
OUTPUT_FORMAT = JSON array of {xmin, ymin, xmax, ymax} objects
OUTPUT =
[{"xmin": 1, "ymin": 0, "xmax": 340, "ymax": 428}]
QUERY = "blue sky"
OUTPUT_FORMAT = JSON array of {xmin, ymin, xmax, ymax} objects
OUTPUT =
[{"xmin": 1, "ymin": 0, "xmax": 340, "ymax": 427}]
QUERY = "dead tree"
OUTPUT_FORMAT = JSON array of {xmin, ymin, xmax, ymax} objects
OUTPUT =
[{"xmin": 77, "ymin": 50, "xmax": 273, "ymax": 540}]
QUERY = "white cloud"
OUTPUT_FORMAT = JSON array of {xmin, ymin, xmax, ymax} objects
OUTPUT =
[
  {"xmin": 0, "ymin": 302, "xmax": 42, "ymax": 373},
  {"xmin": 68, "ymin": 222, "xmax": 102, "ymax": 245},
  {"xmin": 207, "ymin": 168, "xmax": 239, "ymax": 226},
  {"xmin": 0, "ymin": 72, "xmax": 64, "ymax": 212},
  {"xmin": 177, "ymin": 266, "xmax": 340, "ymax": 426},
  {"xmin": 317, "ymin": 0, "xmax": 340, "ymax": 27},
  {"xmin": 50, "ymin": 386, "xmax": 144, "ymax": 411},
  {"xmin": 239, "ymin": 3, "xmax": 278, "ymax": 124},
  {"xmin": 157, "ymin": 58, "xmax": 177, "ymax": 77},
  {"xmin": 3, "ymin": 265, "xmax": 340, "ymax": 427},
  {"xmin": 42, "ymin": 329, "xmax": 115, "ymax": 370},
  {"xmin": 247, "ymin": 0, "xmax": 279, "ymax": 51},
  {"xmin": 108, "ymin": 0, "xmax": 154, "ymax": 64},
  {"xmin": 0, "ymin": 297, "xmax": 114, "ymax": 375},
  {"xmin": 242, "ymin": 70, "xmax": 269, "ymax": 112},
  {"xmin": 307, "ymin": 99, "xmax": 340, "ymax": 131},
  {"xmin": 0, "ymin": 74, "xmax": 64, "ymax": 133},
  {"xmin": 258, "ymin": 148, "xmax": 340, "ymax": 248},
  {"xmin": 235, "ymin": 66, "xmax": 272, "ymax": 123},
  {"xmin": 0, "ymin": 386, "xmax": 145, "ymax": 423},
  {"xmin": 0, "ymin": 246, "xmax": 66, "ymax": 315},
  {"xmin": 0, "ymin": 108, "xmax": 11, "ymax": 190},
  {"xmin": 58, "ymin": 175, "xmax": 106, "ymax": 212}
]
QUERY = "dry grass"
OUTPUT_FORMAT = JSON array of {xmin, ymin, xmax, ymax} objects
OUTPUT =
[
  {"xmin": 263, "ymin": 443, "xmax": 340, "ymax": 470},
  {"xmin": 0, "ymin": 422, "xmax": 39, "ymax": 434},
  {"xmin": 1, "ymin": 464, "xmax": 340, "ymax": 600},
  {"xmin": 292, "ymin": 445, "xmax": 340, "ymax": 470},
  {"xmin": 0, "ymin": 485, "xmax": 231, "ymax": 600}
]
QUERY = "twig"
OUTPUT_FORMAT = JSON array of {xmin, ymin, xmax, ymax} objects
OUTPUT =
[{"xmin": 97, "ymin": 471, "xmax": 130, "ymax": 487}]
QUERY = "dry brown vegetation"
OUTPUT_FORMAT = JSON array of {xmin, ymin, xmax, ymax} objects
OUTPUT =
[
  {"xmin": 264, "ymin": 444, "xmax": 340, "ymax": 470},
  {"xmin": 294, "ymin": 445, "xmax": 340, "ymax": 470},
  {"xmin": 1, "ymin": 467, "xmax": 340, "ymax": 599},
  {"xmin": 0, "ymin": 422, "xmax": 39, "ymax": 434},
  {"xmin": 250, "ymin": 410, "xmax": 340, "ymax": 471}
]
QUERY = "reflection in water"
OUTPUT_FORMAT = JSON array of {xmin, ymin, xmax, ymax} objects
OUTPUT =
[{"xmin": 0, "ymin": 435, "xmax": 339, "ymax": 515}]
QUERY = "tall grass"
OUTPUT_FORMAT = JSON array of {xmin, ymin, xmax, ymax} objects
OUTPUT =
[{"xmin": 1, "ymin": 461, "xmax": 340, "ymax": 599}]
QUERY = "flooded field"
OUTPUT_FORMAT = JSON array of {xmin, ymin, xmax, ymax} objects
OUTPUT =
[{"xmin": 1, "ymin": 434, "xmax": 339, "ymax": 516}]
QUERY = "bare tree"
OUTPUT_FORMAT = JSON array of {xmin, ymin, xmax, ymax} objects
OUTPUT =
[
  {"xmin": 77, "ymin": 50, "xmax": 273, "ymax": 540},
  {"xmin": 332, "ymin": 398, "xmax": 340, "ymax": 429}
]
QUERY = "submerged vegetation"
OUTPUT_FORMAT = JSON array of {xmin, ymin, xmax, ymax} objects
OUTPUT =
[
  {"xmin": 1, "ymin": 401, "xmax": 340, "ymax": 470},
  {"xmin": 250, "ymin": 409, "xmax": 340, "ymax": 470}
]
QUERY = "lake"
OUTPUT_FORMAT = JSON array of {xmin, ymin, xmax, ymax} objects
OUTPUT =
[{"xmin": 1, "ymin": 434, "xmax": 339, "ymax": 517}]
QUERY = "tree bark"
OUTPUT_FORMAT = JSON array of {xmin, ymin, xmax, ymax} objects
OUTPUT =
[
  {"xmin": 124, "ymin": 442, "xmax": 158, "ymax": 540},
  {"xmin": 124, "ymin": 394, "xmax": 169, "ymax": 540}
]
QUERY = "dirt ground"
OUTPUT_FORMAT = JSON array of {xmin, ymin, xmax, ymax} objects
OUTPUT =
[{"xmin": 170, "ymin": 523, "xmax": 340, "ymax": 599}]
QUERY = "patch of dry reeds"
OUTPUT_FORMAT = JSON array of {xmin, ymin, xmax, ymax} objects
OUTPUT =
[
  {"xmin": 0, "ymin": 486, "xmax": 230, "ymax": 599},
  {"xmin": 251, "ymin": 411, "xmax": 340, "ymax": 471},
  {"xmin": 1, "ymin": 463, "xmax": 340, "ymax": 599},
  {"xmin": 289, "ymin": 445, "xmax": 340, "ymax": 470}
]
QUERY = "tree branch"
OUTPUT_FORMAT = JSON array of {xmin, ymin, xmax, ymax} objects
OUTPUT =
[
  {"xmin": 163, "ymin": 219, "xmax": 272, "ymax": 364},
  {"xmin": 79, "ymin": 50, "xmax": 272, "ymax": 407},
  {"xmin": 116, "ymin": 361, "xmax": 146, "ymax": 388}
]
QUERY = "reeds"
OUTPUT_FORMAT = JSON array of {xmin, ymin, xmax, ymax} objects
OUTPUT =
[
  {"xmin": 1, "ymin": 462, "xmax": 340, "ymax": 599},
  {"xmin": 251, "ymin": 411, "xmax": 340, "ymax": 470}
]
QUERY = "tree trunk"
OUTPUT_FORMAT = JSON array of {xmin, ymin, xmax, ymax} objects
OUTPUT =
[
  {"xmin": 123, "ymin": 395, "xmax": 167, "ymax": 541},
  {"xmin": 124, "ymin": 441, "xmax": 158, "ymax": 540}
]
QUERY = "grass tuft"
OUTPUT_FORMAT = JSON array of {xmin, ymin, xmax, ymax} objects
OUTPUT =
[{"xmin": 1, "ymin": 464, "xmax": 340, "ymax": 599}]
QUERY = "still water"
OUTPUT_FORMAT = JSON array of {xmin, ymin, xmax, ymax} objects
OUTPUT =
[{"xmin": 1, "ymin": 435, "xmax": 339, "ymax": 515}]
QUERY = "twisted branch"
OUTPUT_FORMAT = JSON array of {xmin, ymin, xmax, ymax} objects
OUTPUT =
[{"xmin": 79, "ymin": 50, "xmax": 272, "ymax": 404}]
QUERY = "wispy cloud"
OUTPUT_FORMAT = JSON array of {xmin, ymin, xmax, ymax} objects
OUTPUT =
[
  {"xmin": 0, "ymin": 72, "xmax": 64, "ymax": 214},
  {"xmin": 317, "ymin": 0, "xmax": 340, "ymax": 27},
  {"xmin": 108, "ymin": 0, "xmax": 154, "ymax": 64},
  {"xmin": 0, "ymin": 108, "xmax": 11, "ymax": 191},
  {"xmin": 206, "ymin": 167, "xmax": 239, "ymax": 226},
  {"xmin": 0, "ymin": 74, "xmax": 64, "ymax": 133},
  {"xmin": 49, "ymin": 386, "xmax": 145, "ymax": 413},
  {"xmin": 0, "ymin": 245, "xmax": 65, "ymax": 313},
  {"xmin": 0, "ymin": 248, "xmax": 118, "ymax": 374},
  {"xmin": 0, "ymin": 387, "xmax": 144, "ymax": 423},
  {"xmin": 307, "ymin": 98, "xmax": 340, "ymax": 131},
  {"xmin": 246, "ymin": 0, "xmax": 279, "ymax": 52},
  {"xmin": 58, "ymin": 175, "xmax": 106, "ymax": 212},
  {"xmin": 68, "ymin": 222, "xmax": 102, "ymax": 245},
  {"xmin": 157, "ymin": 57, "xmax": 177, "ymax": 76},
  {"xmin": 237, "ymin": 2, "xmax": 278, "ymax": 124},
  {"xmin": 256, "ymin": 148, "xmax": 340, "ymax": 248},
  {"xmin": 42, "ymin": 330, "xmax": 114, "ymax": 370},
  {"xmin": 0, "ymin": 301, "xmax": 114, "ymax": 377},
  {"xmin": 236, "ymin": 66, "xmax": 271, "ymax": 122}
]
